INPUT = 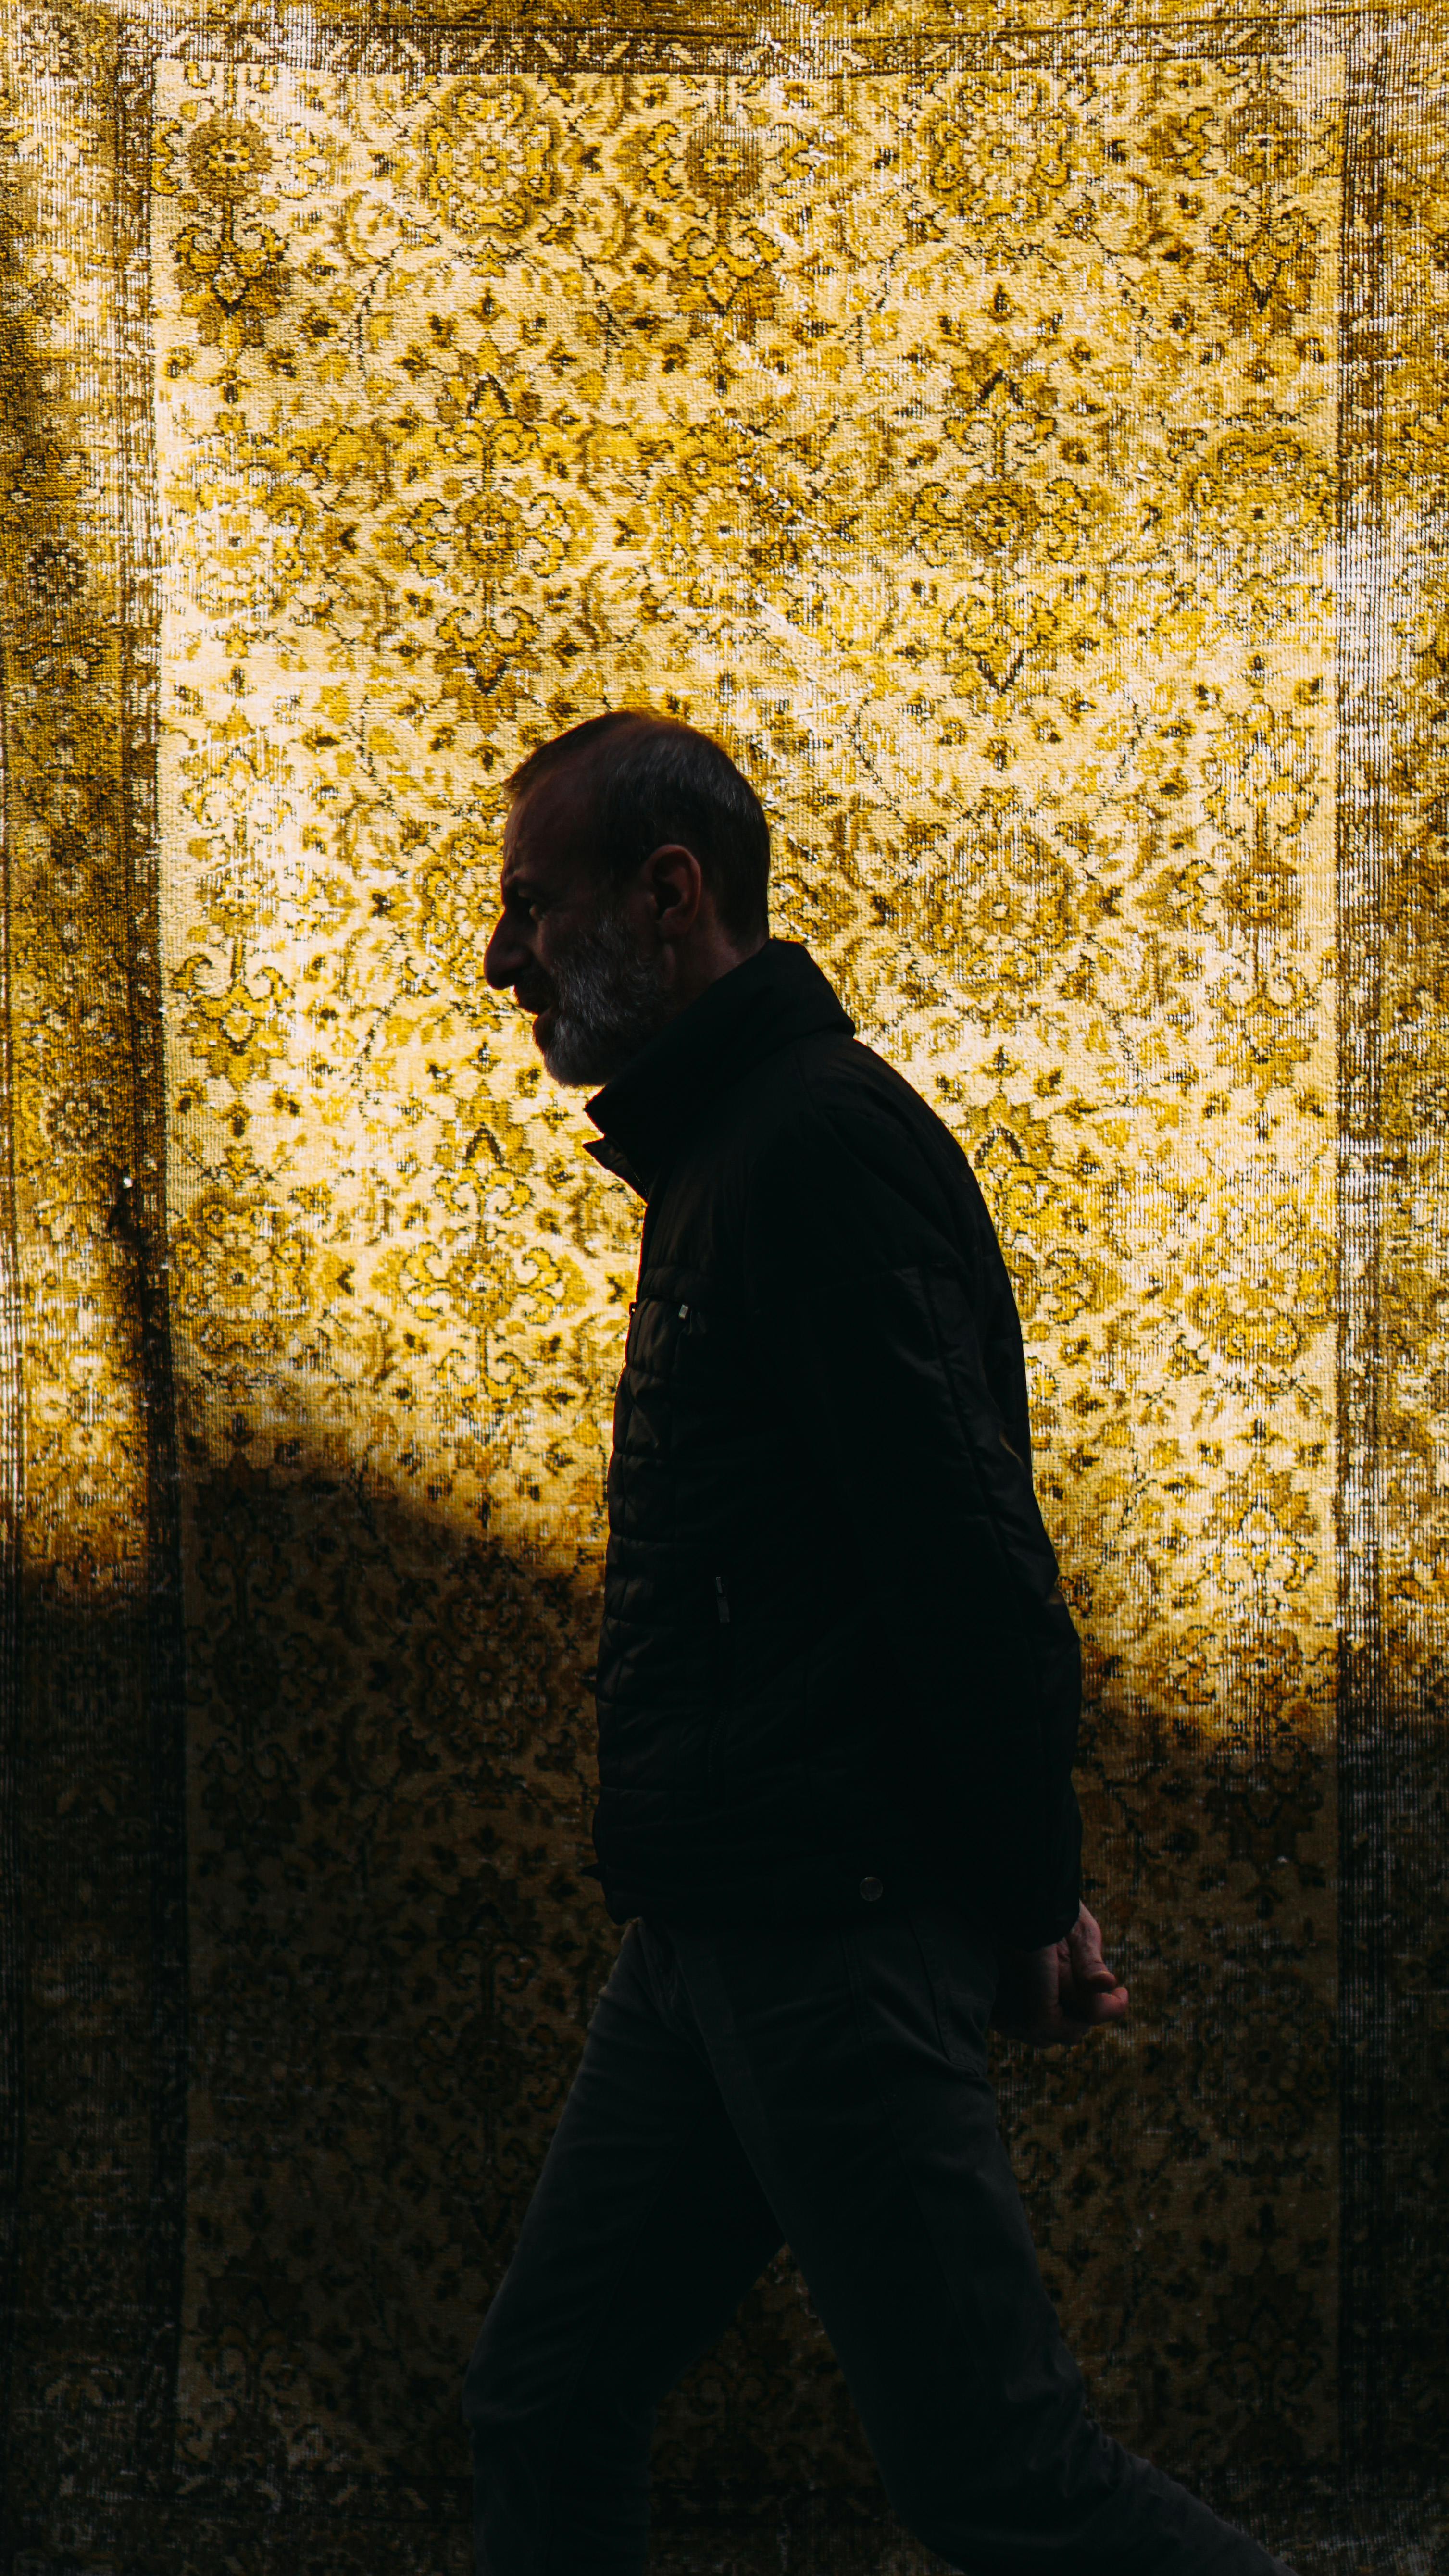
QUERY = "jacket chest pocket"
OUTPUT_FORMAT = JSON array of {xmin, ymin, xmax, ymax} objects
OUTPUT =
[
  {"xmin": 625, "ymin": 1286, "xmax": 728, "ymax": 1394},
  {"xmin": 611, "ymin": 1298, "xmax": 727, "ymax": 1483}
]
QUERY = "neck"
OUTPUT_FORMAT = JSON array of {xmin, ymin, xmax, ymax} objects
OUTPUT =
[{"xmin": 658, "ymin": 927, "xmax": 766, "ymax": 1020}]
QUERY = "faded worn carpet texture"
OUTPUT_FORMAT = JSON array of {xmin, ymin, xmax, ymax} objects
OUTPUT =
[{"xmin": 1, "ymin": 4, "xmax": 1446, "ymax": 2571}]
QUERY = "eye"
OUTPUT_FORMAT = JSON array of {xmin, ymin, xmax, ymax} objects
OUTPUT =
[{"xmin": 526, "ymin": 899, "xmax": 547, "ymax": 923}]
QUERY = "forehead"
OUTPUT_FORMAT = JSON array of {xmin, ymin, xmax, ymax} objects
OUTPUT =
[{"xmin": 501, "ymin": 760, "xmax": 598, "ymax": 884}]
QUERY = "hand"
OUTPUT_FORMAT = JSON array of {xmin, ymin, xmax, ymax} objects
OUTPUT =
[{"xmin": 990, "ymin": 1904, "xmax": 1130, "ymax": 2050}]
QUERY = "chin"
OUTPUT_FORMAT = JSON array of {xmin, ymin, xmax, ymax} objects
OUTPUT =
[{"xmin": 539, "ymin": 1023, "xmax": 616, "ymax": 1087}]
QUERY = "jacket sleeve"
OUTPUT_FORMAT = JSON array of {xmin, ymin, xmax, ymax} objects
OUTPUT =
[{"xmin": 742, "ymin": 1092, "xmax": 1082, "ymax": 1947}]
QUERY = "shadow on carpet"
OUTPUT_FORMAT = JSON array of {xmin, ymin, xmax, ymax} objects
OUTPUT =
[{"xmin": 645, "ymin": 2474, "xmax": 1449, "ymax": 2575}]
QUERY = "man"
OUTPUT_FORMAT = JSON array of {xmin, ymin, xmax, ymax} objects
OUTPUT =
[{"xmin": 464, "ymin": 710, "xmax": 1297, "ymax": 2576}]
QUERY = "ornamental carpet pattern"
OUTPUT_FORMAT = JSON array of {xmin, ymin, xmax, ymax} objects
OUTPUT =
[{"xmin": 0, "ymin": 4, "xmax": 1445, "ymax": 2571}]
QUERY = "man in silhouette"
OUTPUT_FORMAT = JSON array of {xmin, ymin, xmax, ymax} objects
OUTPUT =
[{"xmin": 464, "ymin": 710, "xmax": 1297, "ymax": 2576}]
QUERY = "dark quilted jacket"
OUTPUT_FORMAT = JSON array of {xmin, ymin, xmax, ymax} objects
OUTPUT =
[{"xmin": 579, "ymin": 938, "xmax": 1083, "ymax": 1947}]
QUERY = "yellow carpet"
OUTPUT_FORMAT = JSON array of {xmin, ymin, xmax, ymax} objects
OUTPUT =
[{"xmin": 0, "ymin": 3, "xmax": 1444, "ymax": 2564}]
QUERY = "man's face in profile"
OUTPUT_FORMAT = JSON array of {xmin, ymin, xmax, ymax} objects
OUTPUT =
[{"xmin": 483, "ymin": 766, "xmax": 670, "ymax": 1087}]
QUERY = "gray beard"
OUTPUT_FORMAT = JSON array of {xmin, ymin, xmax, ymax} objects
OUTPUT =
[{"xmin": 539, "ymin": 904, "xmax": 672, "ymax": 1087}]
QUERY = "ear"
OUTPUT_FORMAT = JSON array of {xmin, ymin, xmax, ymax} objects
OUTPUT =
[{"xmin": 642, "ymin": 842, "xmax": 706, "ymax": 940}]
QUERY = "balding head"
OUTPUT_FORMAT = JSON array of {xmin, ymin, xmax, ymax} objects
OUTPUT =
[{"xmin": 504, "ymin": 710, "xmax": 771, "ymax": 945}]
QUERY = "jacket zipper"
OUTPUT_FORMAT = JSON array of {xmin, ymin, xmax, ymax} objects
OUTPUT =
[
  {"xmin": 706, "ymin": 1573, "xmax": 732, "ymax": 1799},
  {"xmin": 714, "ymin": 1572, "xmax": 734, "ymax": 1687}
]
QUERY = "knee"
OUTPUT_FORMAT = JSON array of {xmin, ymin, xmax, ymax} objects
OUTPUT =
[{"xmin": 461, "ymin": 2285, "xmax": 651, "ymax": 2462}]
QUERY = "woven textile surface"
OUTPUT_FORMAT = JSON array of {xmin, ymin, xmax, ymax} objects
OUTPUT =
[{"xmin": 0, "ymin": 2, "xmax": 1445, "ymax": 2569}]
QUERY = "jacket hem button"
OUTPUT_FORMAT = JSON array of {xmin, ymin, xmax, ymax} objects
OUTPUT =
[{"xmin": 859, "ymin": 1875, "xmax": 884, "ymax": 1902}]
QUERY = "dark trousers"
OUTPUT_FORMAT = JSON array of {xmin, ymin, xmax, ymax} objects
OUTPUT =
[{"xmin": 462, "ymin": 1904, "xmax": 1296, "ymax": 2576}]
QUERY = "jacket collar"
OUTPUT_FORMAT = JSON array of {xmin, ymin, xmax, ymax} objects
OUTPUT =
[{"xmin": 584, "ymin": 938, "xmax": 852, "ymax": 1198}]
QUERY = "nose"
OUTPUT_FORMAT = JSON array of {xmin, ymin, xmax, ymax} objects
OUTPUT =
[{"xmin": 484, "ymin": 913, "xmax": 527, "ymax": 989}]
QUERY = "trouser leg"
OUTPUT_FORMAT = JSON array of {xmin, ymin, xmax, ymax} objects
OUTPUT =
[
  {"xmin": 461, "ymin": 1917, "xmax": 784, "ymax": 2576},
  {"xmin": 669, "ymin": 1903, "xmax": 1298, "ymax": 2576}
]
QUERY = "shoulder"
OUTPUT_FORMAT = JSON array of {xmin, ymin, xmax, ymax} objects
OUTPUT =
[
  {"xmin": 805, "ymin": 1033, "xmax": 960, "ymax": 1145},
  {"xmin": 737, "ymin": 1032, "xmax": 990, "ymax": 1258},
  {"xmin": 785, "ymin": 1031, "xmax": 976, "ymax": 1185}
]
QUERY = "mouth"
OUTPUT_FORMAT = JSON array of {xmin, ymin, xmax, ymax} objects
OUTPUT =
[{"xmin": 515, "ymin": 986, "xmax": 557, "ymax": 1051}]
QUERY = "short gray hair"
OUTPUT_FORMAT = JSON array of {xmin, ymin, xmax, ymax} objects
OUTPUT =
[{"xmin": 504, "ymin": 710, "xmax": 770, "ymax": 941}]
